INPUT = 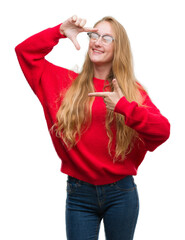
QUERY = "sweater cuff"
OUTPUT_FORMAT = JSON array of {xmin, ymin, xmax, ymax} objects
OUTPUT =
[
  {"xmin": 51, "ymin": 23, "xmax": 67, "ymax": 40},
  {"xmin": 114, "ymin": 96, "xmax": 131, "ymax": 115}
]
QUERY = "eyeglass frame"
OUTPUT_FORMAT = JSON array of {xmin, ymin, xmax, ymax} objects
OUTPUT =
[{"xmin": 87, "ymin": 32, "xmax": 115, "ymax": 44}]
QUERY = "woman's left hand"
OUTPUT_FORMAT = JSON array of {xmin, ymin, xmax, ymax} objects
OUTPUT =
[{"xmin": 88, "ymin": 79, "xmax": 124, "ymax": 111}]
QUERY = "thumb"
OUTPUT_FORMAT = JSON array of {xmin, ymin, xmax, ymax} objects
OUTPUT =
[
  {"xmin": 71, "ymin": 36, "xmax": 80, "ymax": 50},
  {"xmin": 112, "ymin": 79, "xmax": 120, "ymax": 92},
  {"xmin": 112, "ymin": 79, "xmax": 124, "ymax": 97}
]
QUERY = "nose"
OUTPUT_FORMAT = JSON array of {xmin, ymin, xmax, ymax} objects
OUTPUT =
[{"xmin": 94, "ymin": 36, "xmax": 103, "ymax": 46}]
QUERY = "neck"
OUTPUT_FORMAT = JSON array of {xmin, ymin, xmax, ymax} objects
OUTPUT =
[{"xmin": 93, "ymin": 63, "xmax": 112, "ymax": 80}]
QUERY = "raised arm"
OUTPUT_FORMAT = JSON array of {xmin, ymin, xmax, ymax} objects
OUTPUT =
[
  {"xmin": 15, "ymin": 24, "xmax": 64, "ymax": 94},
  {"xmin": 15, "ymin": 15, "xmax": 97, "ymax": 94}
]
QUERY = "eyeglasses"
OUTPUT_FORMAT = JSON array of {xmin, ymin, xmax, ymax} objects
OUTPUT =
[{"xmin": 87, "ymin": 32, "xmax": 114, "ymax": 45}]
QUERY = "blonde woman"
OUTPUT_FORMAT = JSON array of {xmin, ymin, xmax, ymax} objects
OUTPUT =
[{"xmin": 15, "ymin": 15, "xmax": 170, "ymax": 240}]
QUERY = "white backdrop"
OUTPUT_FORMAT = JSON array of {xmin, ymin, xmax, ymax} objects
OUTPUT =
[{"xmin": 1, "ymin": 0, "xmax": 184, "ymax": 239}]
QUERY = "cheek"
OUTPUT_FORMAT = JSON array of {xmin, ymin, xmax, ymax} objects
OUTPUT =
[
  {"xmin": 88, "ymin": 42, "xmax": 93, "ymax": 56},
  {"xmin": 107, "ymin": 46, "xmax": 114, "ymax": 59},
  {"xmin": 110, "ymin": 45, "xmax": 114, "ymax": 56},
  {"xmin": 88, "ymin": 41, "xmax": 94, "ymax": 50}
]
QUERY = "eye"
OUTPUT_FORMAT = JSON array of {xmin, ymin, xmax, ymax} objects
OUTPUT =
[
  {"xmin": 87, "ymin": 32, "xmax": 114, "ymax": 45},
  {"xmin": 102, "ymin": 35, "xmax": 114, "ymax": 43},
  {"xmin": 87, "ymin": 32, "xmax": 99, "ymax": 40}
]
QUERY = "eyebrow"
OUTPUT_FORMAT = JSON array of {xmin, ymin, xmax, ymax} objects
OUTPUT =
[{"xmin": 97, "ymin": 32, "xmax": 113, "ymax": 36}]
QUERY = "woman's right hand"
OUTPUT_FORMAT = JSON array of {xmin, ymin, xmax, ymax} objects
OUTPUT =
[{"xmin": 60, "ymin": 15, "xmax": 97, "ymax": 50}]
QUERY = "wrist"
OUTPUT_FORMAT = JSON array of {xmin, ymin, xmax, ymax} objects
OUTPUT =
[{"xmin": 59, "ymin": 24, "xmax": 66, "ymax": 36}]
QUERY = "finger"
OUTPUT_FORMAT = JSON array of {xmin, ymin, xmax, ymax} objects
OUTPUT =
[
  {"xmin": 79, "ymin": 19, "xmax": 86, "ymax": 27},
  {"xmin": 71, "ymin": 37, "xmax": 80, "ymax": 50},
  {"xmin": 88, "ymin": 92, "xmax": 110, "ymax": 97},
  {"xmin": 83, "ymin": 27, "xmax": 98, "ymax": 33},
  {"xmin": 71, "ymin": 15, "xmax": 77, "ymax": 22},
  {"xmin": 75, "ymin": 17, "xmax": 82, "ymax": 26}
]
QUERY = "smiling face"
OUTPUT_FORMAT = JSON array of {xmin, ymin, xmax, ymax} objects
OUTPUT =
[{"xmin": 88, "ymin": 21, "xmax": 115, "ymax": 68}]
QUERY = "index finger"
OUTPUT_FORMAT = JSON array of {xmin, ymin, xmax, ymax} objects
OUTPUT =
[
  {"xmin": 83, "ymin": 27, "xmax": 98, "ymax": 33},
  {"xmin": 88, "ymin": 92, "xmax": 109, "ymax": 97}
]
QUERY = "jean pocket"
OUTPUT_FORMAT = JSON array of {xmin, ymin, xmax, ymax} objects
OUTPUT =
[
  {"xmin": 66, "ymin": 180, "xmax": 82, "ymax": 194},
  {"xmin": 114, "ymin": 176, "xmax": 136, "ymax": 192}
]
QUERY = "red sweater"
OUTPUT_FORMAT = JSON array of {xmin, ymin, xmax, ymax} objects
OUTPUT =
[{"xmin": 15, "ymin": 24, "xmax": 170, "ymax": 185}]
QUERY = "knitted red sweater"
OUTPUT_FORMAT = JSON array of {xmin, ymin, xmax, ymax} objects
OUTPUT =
[{"xmin": 15, "ymin": 24, "xmax": 170, "ymax": 185}]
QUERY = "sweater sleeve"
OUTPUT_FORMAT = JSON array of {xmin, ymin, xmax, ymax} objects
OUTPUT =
[
  {"xmin": 15, "ymin": 24, "xmax": 66, "ymax": 95},
  {"xmin": 114, "ymin": 94, "xmax": 170, "ymax": 151}
]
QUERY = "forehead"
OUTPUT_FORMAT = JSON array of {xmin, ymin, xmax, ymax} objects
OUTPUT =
[{"xmin": 95, "ymin": 21, "xmax": 114, "ymax": 35}]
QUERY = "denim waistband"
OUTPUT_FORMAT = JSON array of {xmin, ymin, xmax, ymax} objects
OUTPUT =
[{"xmin": 67, "ymin": 175, "xmax": 132, "ymax": 187}]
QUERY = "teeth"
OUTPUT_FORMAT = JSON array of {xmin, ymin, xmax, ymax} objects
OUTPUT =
[{"xmin": 94, "ymin": 50, "xmax": 102, "ymax": 53}]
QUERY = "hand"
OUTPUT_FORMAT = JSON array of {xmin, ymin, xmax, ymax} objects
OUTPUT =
[
  {"xmin": 88, "ymin": 79, "xmax": 124, "ymax": 111},
  {"xmin": 60, "ymin": 15, "xmax": 97, "ymax": 50}
]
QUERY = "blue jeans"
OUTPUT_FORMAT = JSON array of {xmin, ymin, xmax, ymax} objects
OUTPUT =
[{"xmin": 66, "ymin": 175, "xmax": 139, "ymax": 240}]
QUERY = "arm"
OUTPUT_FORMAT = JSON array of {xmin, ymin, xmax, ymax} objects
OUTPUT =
[
  {"xmin": 15, "ymin": 24, "xmax": 65, "ymax": 94},
  {"xmin": 114, "ymin": 93, "xmax": 170, "ymax": 151},
  {"xmin": 15, "ymin": 16, "xmax": 98, "ymax": 95},
  {"xmin": 88, "ymin": 79, "xmax": 170, "ymax": 151}
]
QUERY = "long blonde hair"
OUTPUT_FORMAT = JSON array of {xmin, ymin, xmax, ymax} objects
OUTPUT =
[{"xmin": 55, "ymin": 16, "xmax": 145, "ymax": 161}]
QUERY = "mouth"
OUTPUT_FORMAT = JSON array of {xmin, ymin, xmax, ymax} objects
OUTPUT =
[{"xmin": 93, "ymin": 48, "xmax": 104, "ymax": 54}]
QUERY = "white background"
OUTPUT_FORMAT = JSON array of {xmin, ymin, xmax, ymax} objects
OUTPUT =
[{"xmin": 1, "ymin": 0, "xmax": 185, "ymax": 239}]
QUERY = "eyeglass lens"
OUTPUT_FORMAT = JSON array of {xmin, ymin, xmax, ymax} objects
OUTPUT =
[{"xmin": 88, "ymin": 32, "xmax": 113, "ymax": 44}]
